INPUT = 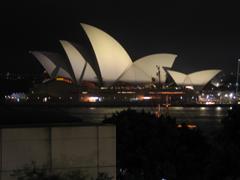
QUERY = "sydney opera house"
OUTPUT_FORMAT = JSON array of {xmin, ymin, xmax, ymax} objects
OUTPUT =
[{"xmin": 29, "ymin": 23, "xmax": 221, "ymax": 105}]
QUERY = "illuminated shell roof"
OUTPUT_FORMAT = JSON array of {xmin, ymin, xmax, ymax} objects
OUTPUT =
[
  {"xmin": 119, "ymin": 53, "xmax": 177, "ymax": 83},
  {"xmin": 81, "ymin": 23, "xmax": 133, "ymax": 82},
  {"xmin": 118, "ymin": 64, "xmax": 151, "ymax": 83},
  {"xmin": 30, "ymin": 51, "xmax": 73, "ymax": 81},
  {"xmin": 167, "ymin": 69, "xmax": 221, "ymax": 86},
  {"xmin": 32, "ymin": 24, "xmax": 180, "ymax": 85},
  {"xmin": 60, "ymin": 40, "xmax": 97, "ymax": 83},
  {"xmin": 134, "ymin": 53, "xmax": 177, "ymax": 83}
]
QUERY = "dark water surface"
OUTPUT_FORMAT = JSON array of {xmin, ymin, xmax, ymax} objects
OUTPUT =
[
  {"xmin": 1, "ymin": 105, "xmax": 231, "ymax": 131},
  {"xmin": 62, "ymin": 106, "xmax": 230, "ymax": 131}
]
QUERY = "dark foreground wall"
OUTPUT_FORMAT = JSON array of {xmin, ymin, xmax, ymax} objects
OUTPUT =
[{"xmin": 0, "ymin": 125, "xmax": 116, "ymax": 180}]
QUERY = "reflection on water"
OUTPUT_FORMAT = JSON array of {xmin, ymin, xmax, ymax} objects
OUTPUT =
[{"xmin": 62, "ymin": 106, "xmax": 229, "ymax": 131}]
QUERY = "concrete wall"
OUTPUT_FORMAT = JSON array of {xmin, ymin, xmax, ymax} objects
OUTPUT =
[{"xmin": 0, "ymin": 125, "xmax": 116, "ymax": 180}]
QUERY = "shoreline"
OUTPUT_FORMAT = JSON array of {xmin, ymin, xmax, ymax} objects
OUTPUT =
[{"xmin": 1, "ymin": 102, "xmax": 238, "ymax": 108}]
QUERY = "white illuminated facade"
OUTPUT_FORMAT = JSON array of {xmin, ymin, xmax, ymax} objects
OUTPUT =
[
  {"xmin": 167, "ymin": 69, "xmax": 221, "ymax": 87},
  {"xmin": 60, "ymin": 40, "xmax": 97, "ymax": 83},
  {"xmin": 31, "ymin": 51, "xmax": 73, "ymax": 81},
  {"xmin": 31, "ymin": 23, "xmax": 221, "ymax": 89},
  {"xmin": 81, "ymin": 23, "xmax": 133, "ymax": 83},
  {"xmin": 119, "ymin": 54, "xmax": 177, "ymax": 83},
  {"xmin": 31, "ymin": 23, "xmax": 178, "ymax": 86}
]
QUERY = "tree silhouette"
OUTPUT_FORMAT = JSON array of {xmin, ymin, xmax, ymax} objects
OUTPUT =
[{"xmin": 104, "ymin": 109, "xmax": 209, "ymax": 180}]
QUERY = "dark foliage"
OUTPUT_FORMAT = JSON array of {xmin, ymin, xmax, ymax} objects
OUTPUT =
[
  {"xmin": 104, "ymin": 106, "xmax": 240, "ymax": 180},
  {"xmin": 205, "ymin": 106, "xmax": 240, "ymax": 180},
  {"xmin": 105, "ymin": 109, "xmax": 209, "ymax": 180}
]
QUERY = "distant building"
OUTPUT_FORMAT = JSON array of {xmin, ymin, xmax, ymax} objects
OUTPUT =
[
  {"xmin": 27, "ymin": 23, "xmax": 224, "ymax": 105},
  {"xmin": 31, "ymin": 23, "xmax": 178, "ymax": 86}
]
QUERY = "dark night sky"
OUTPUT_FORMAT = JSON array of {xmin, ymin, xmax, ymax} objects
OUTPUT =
[{"xmin": 0, "ymin": 1, "xmax": 240, "ymax": 75}]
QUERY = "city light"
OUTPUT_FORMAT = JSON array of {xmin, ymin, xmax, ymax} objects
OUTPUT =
[
  {"xmin": 43, "ymin": 97, "xmax": 48, "ymax": 102},
  {"xmin": 206, "ymin": 101, "xmax": 215, "ymax": 105},
  {"xmin": 185, "ymin": 86, "xmax": 194, "ymax": 90},
  {"xmin": 56, "ymin": 77, "xmax": 72, "ymax": 84},
  {"xmin": 88, "ymin": 96, "xmax": 100, "ymax": 102},
  {"xmin": 216, "ymin": 107, "xmax": 222, "ymax": 111},
  {"xmin": 177, "ymin": 124, "xmax": 197, "ymax": 129},
  {"xmin": 143, "ymin": 96, "xmax": 152, "ymax": 100}
]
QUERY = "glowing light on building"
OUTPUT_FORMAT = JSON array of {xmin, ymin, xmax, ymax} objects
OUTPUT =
[
  {"xmin": 143, "ymin": 96, "xmax": 152, "ymax": 100},
  {"xmin": 206, "ymin": 101, "xmax": 215, "ymax": 105},
  {"xmin": 185, "ymin": 86, "xmax": 194, "ymax": 90},
  {"xmin": 88, "ymin": 96, "xmax": 101, "ymax": 102},
  {"xmin": 216, "ymin": 107, "xmax": 222, "ymax": 111},
  {"xmin": 43, "ymin": 97, "xmax": 48, "ymax": 102},
  {"xmin": 136, "ymin": 96, "xmax": 152, "ymax": 100},
  {"xmin": 117, "ymin": 91, "xmax": 136, "ymax": 94},
  {"xmin": 177, "ymin": 124, "xmax": 197, "ymax": 129},
  {"xmin": 56, "ymin": 77, "xmax": 72, "ymax": 84},
  {"xmin": 7, "ymin": 93, "xmax": 27, "ymax": 100}
]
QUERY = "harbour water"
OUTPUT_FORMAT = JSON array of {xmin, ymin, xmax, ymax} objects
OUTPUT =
[
  {"xmin": 62, "ymin": 106, "xmax": 230, "ymax": 131},
  {"xmin": 1, "ymin": 105, "xmax": 231, "ymax": 132}
]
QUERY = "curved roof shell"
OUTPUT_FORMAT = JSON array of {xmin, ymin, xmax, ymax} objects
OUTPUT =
[
  {"xmin": 167, "ymin": 69, "xmax": 221, "ymax": 86},
  {"xmin": 118, "ymin": 65, "xmax": 151, "ymax": 83},
  {"xmin": 118, "ymin": 53, "xmax": 177, "ymax": 83},
  {"xmin": 30, "ymin": 51, "xmax": 74, "ymax": 81},
  {"xmin": 81, "ymin": 23, "xmax": 133, "ymax": 83},
  {"xmin": 60, "ymin": 40, "xmax": 98, "ymax": 83}
]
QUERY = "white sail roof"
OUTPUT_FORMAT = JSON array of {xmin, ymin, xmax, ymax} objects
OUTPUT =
[
  {"xmin": 31, "ymin": 51, "xmax": 73, "ymax": 80},
  {"xmin": 81, "ymin": 63, "xmax": 98, "ymax": 82},
  {"xmin": 188, "ymin": 70, "xmax": 221, "ymax": 86},
  {"xmin": 60, "ymin": 40, "xmax": 96, "ymax": 83},
  {"xmin": 167, "ymin": 69, "xmax": 221, "ymax": 86},
  {"xmin": 81, "ymin": 23, "xmax": 133, "ymax": 82},
  {"xmin": 118, "ymin": 64, "xmax": 151, "ymax": 83},
  {"xmin": 134, "ymin": 53, "xmax": 177, "ymax": 83}
]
